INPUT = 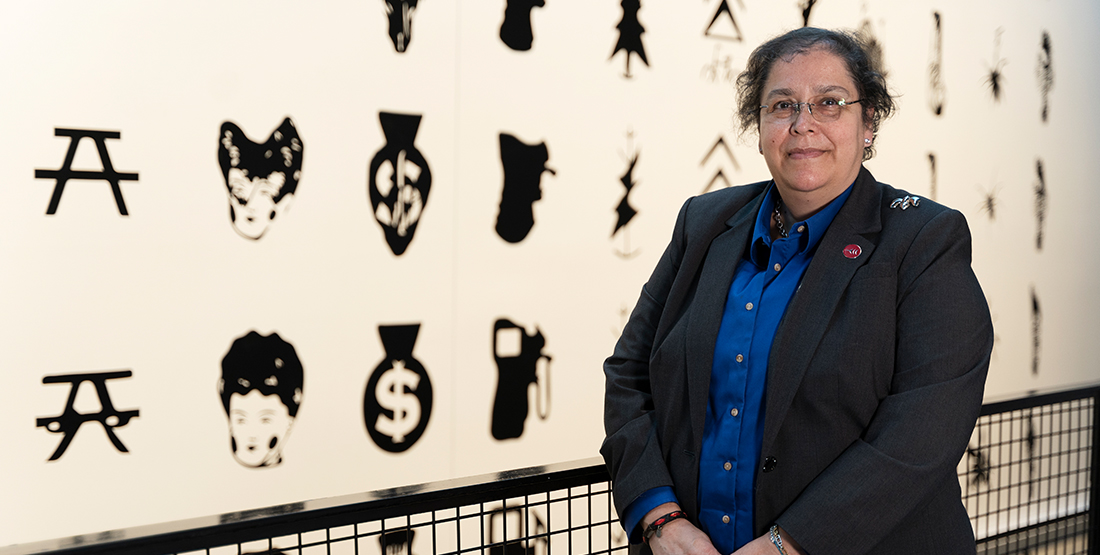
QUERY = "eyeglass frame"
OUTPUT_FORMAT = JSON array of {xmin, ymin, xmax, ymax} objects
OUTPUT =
[{"xmin": 758, "ymin": 97, "xmax": 864, "ymax": 123}]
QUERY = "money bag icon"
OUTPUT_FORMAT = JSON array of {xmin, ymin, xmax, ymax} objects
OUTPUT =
[
  {"xmin": 369, "ymin": 112, "xmax": 432, "ymax": 256},
  {"xmin": 490, "ymin": 318, "xmax": 551, "ymax": 440},
  {"xmin": 364, "ymin": 324, "xmax": 433, "ymax": 453},
  {"xmin": 495, "ymin": 133, "xmax": 555, "ymax": 244}
]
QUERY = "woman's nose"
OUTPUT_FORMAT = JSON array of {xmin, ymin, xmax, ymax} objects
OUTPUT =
[{"xmin": 790, "ymin": 104, "xmax": 816, "ymax": 134}]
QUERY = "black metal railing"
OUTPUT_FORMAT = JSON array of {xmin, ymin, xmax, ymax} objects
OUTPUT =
[
  {"xmin": 960, "ymin": 384, "xmax": 1098, "ymax": 555},
  {"xmin": 5, "ymin": 460, "xmax": 626, "ymax": 555},
  {"xmin": 6, "ymin": 384, "xmax": 1097, "ymax": 555}
]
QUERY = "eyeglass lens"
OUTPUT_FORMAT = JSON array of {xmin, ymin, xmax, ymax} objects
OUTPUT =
[{"xmin": 763, "ymin": 100, "xmax": 852, "ymax": 122}]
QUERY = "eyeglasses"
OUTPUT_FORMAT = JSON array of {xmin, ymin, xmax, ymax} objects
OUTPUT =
[{"xmin": 759, "ymin": 97, "xmax": 863, "ymax": 123}]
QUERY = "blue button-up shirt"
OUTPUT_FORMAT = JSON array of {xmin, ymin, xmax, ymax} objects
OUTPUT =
[{"xmin": 622, "ymin": 183, "xmax": 853, "ymax": 552}]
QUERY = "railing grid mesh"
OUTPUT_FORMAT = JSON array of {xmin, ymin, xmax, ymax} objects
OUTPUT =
[
  {"xmin": 959, "ymin": 395, "xmax": 1094, "ymax": 555},
  {"xmin": 180, "ymin": 481, "xmax": 630, "ymax": 555}
]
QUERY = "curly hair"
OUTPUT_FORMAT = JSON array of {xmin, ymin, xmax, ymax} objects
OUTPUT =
[
  {"xmin": 219, "ymin": 331, "xmax": 304, "ymax": 417},
  {"xmin": 735, "ymin": 27, "xmax": 896, "ymax": 161}
]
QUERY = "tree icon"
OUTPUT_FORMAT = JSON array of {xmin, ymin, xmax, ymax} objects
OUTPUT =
[{"xmin": 611, "ymin": 0, "xmax": 649, "ymax": 78}]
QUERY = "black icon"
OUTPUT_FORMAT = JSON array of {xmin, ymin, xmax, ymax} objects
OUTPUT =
[
  {"xmin": 369, "ymin": 112, "xmax": 432, "ymax": 256},
  {"xmin": 34, "ymin": 128, "xmax": 139, "ymax": 215},
  {"xmin": 486, "ymin": 505, "xmax": 547, "ymax": 555},
  {"xmin": 491, "ymin": 319, "xmax": 551, "ymax": 440},
  {"xmin": 1037, "ymin": 31, "xmax": 1054, "ymax": 123},
  {"xmin": 496, "ymin": 133, "xmax": 555, "ymax": 243},
  {"xmin": 219, "ymin": 331, "xmax": 304, "ymax": 468},
  {"xmin": 701, "ymin": 135, "xmax": 740, "ymax": 194},
  {"xmin": 364, "ymin": 324, "xmax": 433, "ymax": 453},
  {"xmin": 381, "ymin": 529, "xmax": 416, "ymax": 555},
  {"xmin": 984, "ymin": 28, "xmax": 1007, "ymax": 102},
  {"xmin": 1030, "ymin": 287, "xmax": 1041, "ymax": 376},
  {"xmin": 36, "ymin": 370, "xmax": 139, "ymax": 461},
  {"xmin": 798, "ymin": 0, "xmax": 818, "ymax": 27},
  {"xmin": 614, "ymin": 154, "xmax": 639, "ymax": 238},
  {"xmin": 500, "ymin": 0, "xmax": 545, "ymax": 52},
  {"xmin": 1026, "ymin": 416, "xmax": 1037, "ymax": 496},
  {"xmin": 611, "ymin": 0, "xmax": 649, "ymax": 79},
  {"xmin": 856, "ymin": 18, "xmax": 887, "ymax": 78},
  {"xmin": 704, "ymin": 0, "xmax": 743, "ymax": 42},
  {"xmin": 614, "ymin": 131, "xmax": 640, "ymax": 259},
  {"xmin": 966, "ymin": 444, "xmax": 991, "ymax": 487},
  {"xmin": 928, "ymin": 12, "xmax": 946, "ymax": 116},
  {"xmin": 1034, "ymin": 159, "xmax": 1046, "ymax": 251},
  {"xmin": 218, "ymin": 118, "xmax": 304, "ymax": 240},
  {"xmin": 978, "ymin": 181, "xmax": 1000, "ymax": 222},
  {"xmin": 927, "ymin": 153, "xmax": 938, "ymax": 201},
  {"xmin": 385, "ymin": 0, "xmax": 419, "ymax": 53}
]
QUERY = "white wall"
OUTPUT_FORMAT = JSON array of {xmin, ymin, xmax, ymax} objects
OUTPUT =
[{"xmin": 1, "ymin": 0, "xmax": 1097, "ymax": 546}]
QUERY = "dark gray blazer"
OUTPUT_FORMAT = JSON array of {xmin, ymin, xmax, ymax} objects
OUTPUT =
[{"xmin": 602, "ymin": 167, "xmax": 992, "ymax": 555}]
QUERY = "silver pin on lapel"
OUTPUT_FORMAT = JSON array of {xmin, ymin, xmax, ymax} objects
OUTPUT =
[{"xmin": 890, "ymin": 195, "xmax": 921, "ymax": 210}]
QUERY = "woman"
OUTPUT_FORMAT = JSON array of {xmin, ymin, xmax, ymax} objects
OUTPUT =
[
  {"xmin": 602, "ymin": 28, "xmax": 992, "ymax": 555},
  {"xmin": 219, "ymin": 330, "xmax": 305, "ymax": 468}
]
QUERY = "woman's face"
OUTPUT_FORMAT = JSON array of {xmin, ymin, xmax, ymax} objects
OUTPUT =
[
  {"xmin": 227, "ymin": 168, "xmax": 287, "ymax": 240},
  {"xmin": 758, "ymin": 47, "xmax": 873, "ymax": 211},
  {"xmin": 228, "ymin": 389, "xmax": 293, "ymax": 467}
]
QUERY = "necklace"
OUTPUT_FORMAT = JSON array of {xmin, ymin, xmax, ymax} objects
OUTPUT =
[{"xmin": 773, "ymin": 198, "xmax": 789, "ymax": 239}]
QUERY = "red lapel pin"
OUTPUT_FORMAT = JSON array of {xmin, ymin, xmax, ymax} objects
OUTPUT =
[{"xmin": 843, "ymin": 244, "xmax": 862, "ymax": 259}]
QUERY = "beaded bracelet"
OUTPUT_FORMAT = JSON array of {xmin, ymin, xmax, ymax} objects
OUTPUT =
[
  {"xmin": 642, "ymin": 510, "xmax": 687, "ymax": 544},
  {"xmin": 769, "ymin": 525, "xmax": 790, "ymax": 555}
]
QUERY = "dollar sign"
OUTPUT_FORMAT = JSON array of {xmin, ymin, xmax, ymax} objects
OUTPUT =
[{"xmin": 374, "ymin": 360, "xmax": 421, "ymax": 443}]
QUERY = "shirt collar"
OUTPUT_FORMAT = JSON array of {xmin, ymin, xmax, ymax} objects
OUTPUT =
[{"xmin": 748, "ymin": 180, "xmax": 856, "ymax": 266}]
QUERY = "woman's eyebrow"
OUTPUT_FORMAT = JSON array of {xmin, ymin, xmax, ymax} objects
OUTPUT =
[
  {"xmin": 764, "ymin": 87, "xmax": 795, "ymax": 100},
  {"xmin": 815, "ymin": 84, "xmax": 853, "ymax": 96},
  {"xmin": 765, "ymin": 85, "xmax": 854, "ymax": 100}
]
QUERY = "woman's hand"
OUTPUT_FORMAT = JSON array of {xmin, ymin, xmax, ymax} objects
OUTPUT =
[
  {"xmin": 730, "ymin": 526, "xmax": 805, "ymax": 555},
  {"xmin": 647, "ymin": 518, "xmax": 722, "ymax": 555},
  {"xmin": 642, "ymin": 503, "xmax": 721, "ymax": 555}
]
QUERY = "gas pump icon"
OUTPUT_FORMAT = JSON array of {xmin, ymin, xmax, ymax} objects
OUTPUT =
[
  {"xmin": 490, "ymin": 319, "xmax": 551, "ymax": 440},
  {"xmin": 486, "ymin": 505, "xmax": 547, "ymax": 555}
]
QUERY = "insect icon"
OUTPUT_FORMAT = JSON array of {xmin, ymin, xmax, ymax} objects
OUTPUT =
[
  {"xmin": 1037, "ymin": 31, "xmax": 1054, "ymax": 122},
  {"xmin": 927, "ymin": 12, "xmax": 946, "ymax": 116},
  {"xmin": 977, "ymin": 181, "xmax": 1001, "ymax": 221},
  {"xmin": 984, "ymin": 28, "xmax": 1008, "ymax": 102},
  {"xmin": 1034, "ymin": 159, "xmax": 1046, "ymax": 250},
  {"xmin": 966, "ymin": 445, "xmax": 991, "ymax": 487}
]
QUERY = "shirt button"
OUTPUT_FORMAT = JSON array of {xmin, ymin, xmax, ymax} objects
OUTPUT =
[
  {"xmin": 735, "ymin": 354, "xmax": 744, "ymax": 363},
  {"xmin": 722, "ymin": 515, "xmax": 730, "ymax": 524},
  {"xmin": 745, "ymin": 302, "xmax": 753, "ymax": 311},
  {"xmin": 723, "ymin": 461, "xmax": 732, "ymax": 471},
  {"xmin": 797, "ymin": 225, "xmax": 805, "ymax": 233},
  {"xmin": 730, "ymin": 408, "xmax": 739, "ymax": 417},
  {"xmin": 774, "ymin": 263, "xmax": 781, "ymax": 272}
]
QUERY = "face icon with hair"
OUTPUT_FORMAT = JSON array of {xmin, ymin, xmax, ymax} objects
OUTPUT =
[
  {"xmin": 219, "ymin": 331, "xmax": 304, "ymax": 468},
  {"xmin": 218, "ymin": 118, "xmax": 304, "ymax": 240}
]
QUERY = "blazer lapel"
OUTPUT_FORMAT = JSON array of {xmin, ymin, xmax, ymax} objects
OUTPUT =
[
  {"xmin": 685, "ymin": 190, "xmax": 765, "ymax": 448},
  {"xmin": 761, "ymin": 167, "xmax": 884, "ymax": 452}
]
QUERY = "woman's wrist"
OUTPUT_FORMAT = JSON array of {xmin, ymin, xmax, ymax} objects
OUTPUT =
[
  {"xmin": 770, "ymin": 524, "xmax": 805, "ymax": 555},
  {"xmin": 641, "ymin": 502, "xmax": 682, "ymax": 529}
]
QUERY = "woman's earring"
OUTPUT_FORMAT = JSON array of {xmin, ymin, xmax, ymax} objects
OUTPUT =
[
  {"xmin": 865, "ymin": 138, "xmax": 872, "ymax": 145},
  {"xmin": 758, "ymin": 144, "xmax": 763, "ymax": 154}
]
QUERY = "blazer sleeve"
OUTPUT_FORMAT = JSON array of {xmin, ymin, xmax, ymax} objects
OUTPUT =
[
  {"xmin": 776, "ymin": 208, "xmax": 993, "ymax": 553},
  {"xmin": 601, "ymin": 197, "xmax": 692, "ymax": 519}
]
